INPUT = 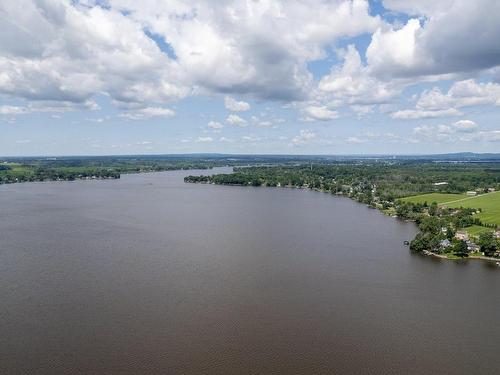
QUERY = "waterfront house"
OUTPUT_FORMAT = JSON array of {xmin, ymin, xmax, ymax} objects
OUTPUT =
[
  {"xmin": 455, "ymin": 231, "xmax": 469, "ymax": 241},
  {"xmin": 439, "ymin": 239, "xmax": 451, "ymax": 249},
  {"xmin": 466, "ymin": 241, "xmax": 480, "ymax": 253}
]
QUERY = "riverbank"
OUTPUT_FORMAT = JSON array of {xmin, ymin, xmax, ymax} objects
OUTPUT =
[
  {"xmin": 184, "ymin": 176, "xmax": 499, "ymax": 264},
  {"xmin": 422, "ymin": 250, "xmax": 499, "ymax": 262}
]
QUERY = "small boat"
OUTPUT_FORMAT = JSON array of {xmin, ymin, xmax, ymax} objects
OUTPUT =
[{"xmin": 403, "ymin": 241, "xmax": 410, "ymax": 246}]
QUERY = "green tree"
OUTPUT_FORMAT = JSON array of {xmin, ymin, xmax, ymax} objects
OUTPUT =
[
  {"xmin": 419, "ymin": 216, "xmax": 442, "ymax": 235},
  {"xmin": 477, "ymin": 232, "xmax": 498, "ymax": 257},
  {"xmin": 446, "ymin": 226, "xmax": 455, "ymax": 240},
  {"xmin": 454, "ymin": 240, "xmax": 469, "ymax": 257},
  {"xmin": 429, "ymin": 201, "xmax": 438, "ymax": 216}
]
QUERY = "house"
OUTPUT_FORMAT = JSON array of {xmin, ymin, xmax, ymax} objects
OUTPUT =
[
  {"xmin": 455, "ymin": 231, "xmax": 469, "ymax": 241},
  {"xmin": 440, "ymin": 239, "xmax": 451, "ymax": 249},
  {"xmin": 466, "ymin": 191, "xmax": 477, "ymax": 196},
  {"xmin": 494, "ymin": 231, "xmax": 500, "ymax": 239},
  {"xmin": 433, "ymin": 182, "xmax": 448, "ymax": 186},
  {"xmin": 466, "ymin": 241, "xmax": 480, "ymax": 253}
]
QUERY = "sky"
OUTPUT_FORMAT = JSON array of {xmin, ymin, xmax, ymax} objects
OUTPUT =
[{"xmin": 1, "ymin": 0, "xmax": 500, "ymax": 156}]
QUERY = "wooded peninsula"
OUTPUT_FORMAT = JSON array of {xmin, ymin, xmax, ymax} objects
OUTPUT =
[{"xmin": 185, "ymin": 159, "xmax": 500, "ymax": 260}]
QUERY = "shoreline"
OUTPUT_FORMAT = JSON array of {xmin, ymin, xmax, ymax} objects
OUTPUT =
[
  {"xmin": 186, "ymin": 180, "xmax": 499, "ymax": 264},
  {"xmin": 4, "ymin": 168, "xmax": 498, "ymax": 265},
  {"xmin": 422, "ymin": 250, "xmax": 500, "ymax": 263},
  {"xmin": 0, "ymin": 166, "xmax": 219, "ymax": 186}
]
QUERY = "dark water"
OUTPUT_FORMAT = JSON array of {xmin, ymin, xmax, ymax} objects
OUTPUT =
[{"xmin": 1, "ymin": 168, "xmax": 499, "ymax": 374}]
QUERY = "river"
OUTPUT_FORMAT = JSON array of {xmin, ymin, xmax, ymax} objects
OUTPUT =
[{"xmin": 1, "ymin": 168, "xmax": 499, "ymax": 374}]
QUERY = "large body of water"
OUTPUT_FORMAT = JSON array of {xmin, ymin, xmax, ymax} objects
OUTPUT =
[{"xmin": 1, "ymin": 168, "xmax": 499, "ymax": 374}]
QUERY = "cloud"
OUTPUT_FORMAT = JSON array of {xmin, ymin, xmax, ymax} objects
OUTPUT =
[
  {"xmin": 119, "ymin": 0, "xmax": 381, "ymax": 101},
  {"xmin": 391, "ymin": 108, "xmax": 461, "ymax": 120},
  {"xmin": 256, "ymin": 121, "xmax": 272, "ymax": 128},
  {"xmin": 224, "ymin": 96, "xmax": 250, "ymax": 112},
  {"xmin": 350, "ymin": 105, "xmax": 375, "ymax": 117},
  {"xmin": 0, "ymin": 105, "xmax": 28, "ymax": 115},
  {"xmin": 0, "ymin": 0, "xmax": 186, "ymax": 107},
  {"xmin": 410, "ymin": 119, "xmax": 481, "ymax": 142},
  {"xmin": 452, "ymin": 120, "xmax": 478, "ymax": 133},
  {"xmin": 250, "ymin": 115, "xmax": 282, "ymax": 128},
  {"xmin": 0, "ymin": 0, "xmax": 381, "ymax": 106},
  {"xmin": 416, "ymin": 80, "xmax": 500, "ymax": 110},
  {"xmin": 478, "ymin": 130, "xmax": 500, "ymax": 142},
  {"xmin": 346, "ymin": 136, "xmax": 366, "ymax": 144},
  {"xmin": 0, "ymin": 101, "xmax": 99, "ymax": 116},
  {"xmin": 302, "ymin": 106, "xmax": 338, "ymax": 121},
  {"xmin": 242, "ymin": 135, "xmax": 263, "ymax": 142},
  {"xmin": 207, "ymin": 120, "xmax": 224, "ymax": 132},
  {"xmin": 343, "ymin": 130, "xmax": 404, "ymax": 144},
  {"xmin": 226, "ymin": 114, "xmax": 247, "ymax": 127},
  {"xmin": 195, "ymin": 136, "xmax": 213, "ymax": 143},
  {"xmin": 120, "ymin": 107, "xmax": 175, "ymax": 120},
  {"xmin": 368, "ymin": 1, "xmax": 500, "ymax": 78},
  {"xmin": 2, "ymin": 0, "xmax": 500, "ymax": 153},
  {"xmin": 318, "ymin": 45, "xmax": 398, "ymax": 105},
  {"xmin": 291, "ymin": 129, "xmax": 316, "ymax": 145},
  {"xmin": 392, "ymin": 79, "xmax": 500, "ymax": 120}
]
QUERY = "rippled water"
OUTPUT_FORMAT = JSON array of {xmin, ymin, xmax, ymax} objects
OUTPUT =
[{"xmin": 1, "ymin": 168, "xmax": 499, "ymax": 374}]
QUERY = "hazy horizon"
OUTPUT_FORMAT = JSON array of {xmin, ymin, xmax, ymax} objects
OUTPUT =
[{"xmin": 2, "ymin": 151, "xmax": 500, "ymax": 159}]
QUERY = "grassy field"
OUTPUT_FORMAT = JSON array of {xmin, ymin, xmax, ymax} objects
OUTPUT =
[
  {"xmin": 400, "ymin": 193, "xmax": 466, "ymax": 205},
  {"xmin": 400, "ymin": 191, "xmax": 500, "ymax": 228},
  {"xmin": 446, "ymin": 191, "xmax": 500, "ymax": 226},
  {"xmin": 465, "ymin": 225, "xmax": 494, "ymax": 237},
  {"xmin": 0, "ymin": 163, "xmax": 34, "ymax": 177}
]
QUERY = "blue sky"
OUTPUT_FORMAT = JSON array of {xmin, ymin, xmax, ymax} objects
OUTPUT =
[{"xmin": 1, "ymin": 0, "xmax": 499, "ymax": 156}]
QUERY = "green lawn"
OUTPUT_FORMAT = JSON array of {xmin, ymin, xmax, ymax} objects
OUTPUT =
[
  {"xmin": 0, "ymin": 163, "xmax": 34, "ymax": 177},
  {"xmin": 446, "ymin": 191, "xmax": 500, "ymax": 226},
  {"xmin": 400, "ymin": 193, "xmax": 466, "ymax": 205},
  {"xmin": 465, "ymin": 225, "xmax": 494, "ymax": 237}
]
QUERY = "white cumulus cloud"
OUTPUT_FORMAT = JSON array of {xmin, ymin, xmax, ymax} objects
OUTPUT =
[
  {"xmin": 291, "ymin": 129, "xmax": 316, "ymax": 145},
  {"xmin": 226, "ymin": 114, "xmax": 247, "ymax": 127},
  {"xmin": 302, "ymin": 106, "xmax": 338, "ymax": 121},
  {"xmin": 368, "ymin": 1, "xmax": 500, "ymax": 78},
  {"xmin": 120, "ymin": 107, "xmax": 175, "ymax": 120},
  {"xmin": 195, "ymin": 136, "xmax": 213, "ymax": 143},
  {"xmin": 207, "ymin": 121, "xmax": 224, "ymax": 132},
  {"xmin": 224, "ymin": 97, "xmax": 250, "ymax": 112},
  {"xmin": 391, "ymin": 108, "xmax": 461, "ymax": 120}
]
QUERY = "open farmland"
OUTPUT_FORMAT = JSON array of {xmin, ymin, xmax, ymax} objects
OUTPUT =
[
  {"xmin": 399, "ymin": 193, "xmax": 466, "ymax": 205},
  {"xmin": 445, "ymin": 191, "xmax": 500, "ymax": 226}
]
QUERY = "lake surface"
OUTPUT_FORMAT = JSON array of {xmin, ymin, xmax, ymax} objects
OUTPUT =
[{"xmin": 1, "ymin": 168, "xmax": 499, "ymax": 374}]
